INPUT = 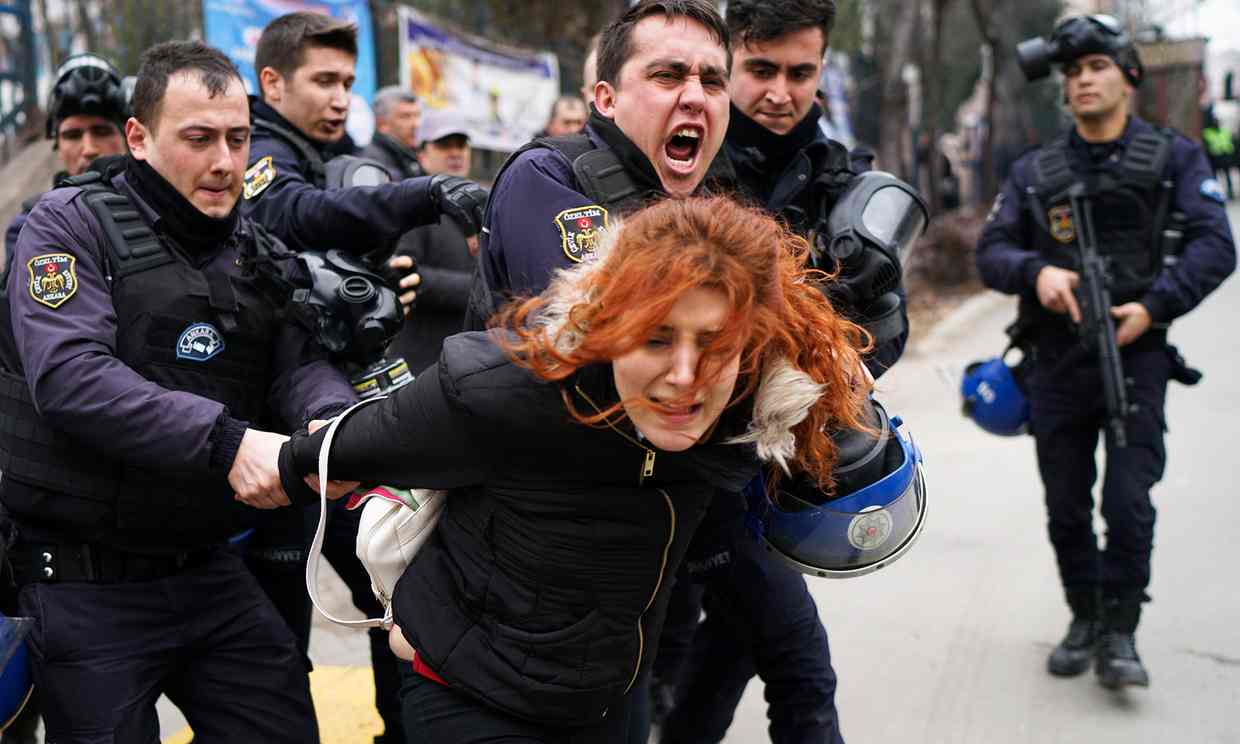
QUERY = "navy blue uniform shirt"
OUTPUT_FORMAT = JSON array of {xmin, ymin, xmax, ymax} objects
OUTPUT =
[
  {"xmin": 241, "ymin": 98, "xmax": 440, "ymax": 254},
  {"xmin": 479, "ymin": 125, "xmax": 616, "ymax": 300},
  {"xmin": 977, "ymin": 116, "xmax": 1235, "ymax": 324},
  {"xmin": 6, "ymin": 173, "xmax": 356, "ymax": 477}
]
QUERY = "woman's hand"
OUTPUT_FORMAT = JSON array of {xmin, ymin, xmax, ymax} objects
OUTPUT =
[{"xmin": 389, "ymin": 623, "xmax": 415, "ymax": 661}]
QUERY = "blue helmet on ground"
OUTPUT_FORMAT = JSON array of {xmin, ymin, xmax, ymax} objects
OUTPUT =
[
  {"xmin": 961, "ymin": 352, "xmax": 1030, "ymax": 436},
  {"xmin": 752, "ymin": 398, "xmax": 927, "ymax": 579},
  {"xmin": 0, "ymin": 613, "xmax": 33, "ymax": 731}
]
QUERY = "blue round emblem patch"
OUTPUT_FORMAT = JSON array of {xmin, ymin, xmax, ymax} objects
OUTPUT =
[{"xmin": 176, "ymin": 323, "xmax": 225, "ymax": 362}]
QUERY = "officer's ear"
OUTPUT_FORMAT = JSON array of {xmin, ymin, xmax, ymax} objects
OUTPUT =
[
  {"xmin": 259, "ymin": 66, "xmax": 284, "ymax": 104},
  {"xmin": 125, "ymin": 117, "xmax": 151, "ymax": 160},
  {"xmin": 595, "ymin": 80, "xmax": 618, "ymax": 119}
]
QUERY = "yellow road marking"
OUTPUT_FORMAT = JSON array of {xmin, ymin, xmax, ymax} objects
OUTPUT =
[{"xmin": 163, "ymin": 665, "xmax": 384, "ymax": 743}]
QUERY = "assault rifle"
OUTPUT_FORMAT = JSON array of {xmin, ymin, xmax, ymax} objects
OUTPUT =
[{"xmin": 1066, "ymin": 183, "xmax": 1134, "ymax": 447}]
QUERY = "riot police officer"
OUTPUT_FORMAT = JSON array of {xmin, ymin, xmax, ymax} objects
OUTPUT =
[
  {"xmin": 657, "ymin": 2, "xmax": 913, "ymax": 742},
  {"xmin": 976, "ymin": 15, "xmax": 1235, "ymax": 689},
  {"xmin": 3, "ymin": 54, "xmax": 128, "ymax": 260},
  {"xmin": 0, "ymin": 41, "xmax": 358, "ymax": 741}
]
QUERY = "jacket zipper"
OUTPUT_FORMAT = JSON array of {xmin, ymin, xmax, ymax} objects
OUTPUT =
[
  {"xmin": 572, "ymin": 383, "xmax": 657, "ymax": 485},
  {"xmin": 625, "ymin": 487, "xmax": 675, "ymax": 694}
]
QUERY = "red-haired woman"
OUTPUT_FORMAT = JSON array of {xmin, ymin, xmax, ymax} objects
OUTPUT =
[{"xmin": 279, "ymin": 196, "xmax": 874, "ymax": 742}]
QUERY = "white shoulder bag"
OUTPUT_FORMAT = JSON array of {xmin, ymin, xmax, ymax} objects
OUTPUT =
[{"xmin": 305, "ymin": 396, "xmax": 448, "ymax": 630}]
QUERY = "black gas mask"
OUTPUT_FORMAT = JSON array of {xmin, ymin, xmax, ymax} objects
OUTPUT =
[
  {"xmin": 814, "ymin": 171, "xmax": 927, "ymax": 343},
  {"xmin": 291, "ymin": 250, "xmax": 411, "ymax": 398},
  {"xmin": 1016, "ymin": 15, "xmax": 1144, "ymax": 87}
]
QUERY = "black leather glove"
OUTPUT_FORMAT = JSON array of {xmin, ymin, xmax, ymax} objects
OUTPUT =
[{"xmin": 428, "ymin": 174, "xmax": 489, "ymax": 237}]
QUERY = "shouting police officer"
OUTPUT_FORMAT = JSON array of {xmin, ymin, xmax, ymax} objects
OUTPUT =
[
  {"xmin": 0, "ymin": 41, "xmax": 358, "ymax": 741},
  {"xmin": 976, "ymin": 15, "xmax": 1235, "ymax": 689},
  {"xmin": 657, "ymin": 3, "xmax": 911, "ymax": 742},
  {"xmin": 467, "ymin": 0, "xmax": 730, "ymax": 328}
]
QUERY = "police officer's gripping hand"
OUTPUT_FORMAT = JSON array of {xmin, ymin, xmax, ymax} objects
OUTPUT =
[
  {"xmin": 429, "ymin": 174, "xmax": 489, "ymax": 239},
  {"xmin": 1035, "ymin": 266, "xmax": 1082, "ymax": 324},
  {"xmin": 230, "ymin": 428, "xmax": 291, "ymax": 509}
]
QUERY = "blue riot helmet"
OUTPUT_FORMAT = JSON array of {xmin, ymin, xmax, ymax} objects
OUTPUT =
[
  {"xmin": 0, "ymin": 614, "xmax": 33, "ymax": 731},
  {"xmin": 961, "ymin": 348, "xmax": 1030, "ymax": 436},
  {"xmin": 46, "ymin": 53, "xmax": 129, "ymax": 141},
  {"xmin": 757, "ymin": 398, "xmax": 927, "ymax": 579}
]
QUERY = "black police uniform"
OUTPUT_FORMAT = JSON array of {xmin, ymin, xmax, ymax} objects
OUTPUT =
[
  {"xmin": 0, "ymin": 159, "xmax": 358, "ymax": 741},
  {"xmin": 241, "ymin": 96, "xmax": 434, "ymax": 743},
  {"xmin": 976, "ymin": 116, "xmax": 1235, "ymax": 634},
  {"xmin": 656, "ymin": 105, "xmax": 909, "ymax": 744}
]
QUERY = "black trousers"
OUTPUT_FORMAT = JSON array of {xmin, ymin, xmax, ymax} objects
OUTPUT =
[
  {"xmin": 1028, "ymin": 338, "xmax": 1171, "ymax": 602},
  {"xmin": 399, "ymin": 667, "xmax": 640, "ymax": 744},
  {"xmin": 17, "ymin": 548, "xmax": 316, "ymax": 744},
  {"xmin": 246, "ymin": 499, "xmax": 404, "ymax": 743},
  {"xmin": 657, "ymin": 494, "xmax": 844, "ymax": 744}
]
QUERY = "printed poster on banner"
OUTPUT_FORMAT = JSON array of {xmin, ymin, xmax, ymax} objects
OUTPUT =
[
  {"xmin": 398, "ymin": 7, "xmax": 560, "ymax": 153},
  {"xmin": 202, "ymin": 0, "xmax": 378, "ymax": 144}
]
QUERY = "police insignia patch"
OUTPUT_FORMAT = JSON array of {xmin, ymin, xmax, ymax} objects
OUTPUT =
[
  {"xmin": 176, "ymin": 322, "xmax": 225, "ymax": 362},
  {"xmin": 555, "ymin": 205, "xmax": 609, "ymax": 263},
  {"xmin": 1200, "ymin": 178, "xmax": 1226, "ymax": 205},
  {"xmin": 26, "ymin": 253, "xmax": 78, "ymax": 309},
  {"xmin": 847, "ymin": 508, "xmax": 894, "ymax": 551},
  {"xmin": 1048, "ymin": 205, "xmax": 1076, "ymax": 244},
  {"xmin": 243, "ymin": 156, "xmax": 276, "ymax": 200}
]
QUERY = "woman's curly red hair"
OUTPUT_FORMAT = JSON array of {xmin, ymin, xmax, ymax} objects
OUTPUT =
[{"xmin": 493, "ymin": 196, "xmax": 873, "ymax": 491}]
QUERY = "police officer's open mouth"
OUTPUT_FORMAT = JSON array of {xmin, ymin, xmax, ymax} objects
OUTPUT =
[{"xmin": 665, "ymin": 127, "xmax": 703, "ymax": 165}]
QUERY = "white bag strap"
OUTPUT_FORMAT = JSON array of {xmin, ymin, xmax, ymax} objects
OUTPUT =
[{"xmin": 306, "ymin": 396, "xmax": 392, "ymax": 629}]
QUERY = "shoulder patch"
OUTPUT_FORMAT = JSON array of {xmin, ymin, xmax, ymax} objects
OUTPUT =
[
  {"xmin": 177, "ymin": 322, "xmax": 226, "ymax": 362},
  {"xmin": 1047, "ymin": 205, "xmax": 1076, "ymax": 244},
  {"xmin": 555, "ymin": 205, "xmax": 609, "ymax": 263},
  {"xmin": 244, "ymin": 156, "xmax": 276, "ymax": 200},
  {"xmin": 26, "ymin": 253, "xmax": 78, "ymax": 309},
  {"xmin": 1200, "ymin": 178, "xmax": 1227, "ymax": 205}
]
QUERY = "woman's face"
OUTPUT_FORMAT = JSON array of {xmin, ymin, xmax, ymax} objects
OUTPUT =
[{"xmin": 612, "ymin": 287, "xmax": 741, "ymax": 452}]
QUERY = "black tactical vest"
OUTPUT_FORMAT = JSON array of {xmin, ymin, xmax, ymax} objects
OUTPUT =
[
  {"xmin": 1025, "ymin": 131, "xmax": 1174, "ymax": 303},
  {"xmin": 0, "ymin": 176, "xmax": 283, "ymax": 552}
]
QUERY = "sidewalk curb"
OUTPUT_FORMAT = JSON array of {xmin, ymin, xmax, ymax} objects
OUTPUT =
[{"xmin": 910, "ymin": 290, "xmax": 1016, "ymax": 357}]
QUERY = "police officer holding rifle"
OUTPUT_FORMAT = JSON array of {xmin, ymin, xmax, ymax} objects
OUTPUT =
[{"xmin": 976, "ymin": 15, "xmax": 1235, "ymax": 690}]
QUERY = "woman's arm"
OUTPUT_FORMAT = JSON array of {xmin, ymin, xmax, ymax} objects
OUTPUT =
[{"xmin": 279, "ymin": 364, "xmax": 487, "ymax": 499}]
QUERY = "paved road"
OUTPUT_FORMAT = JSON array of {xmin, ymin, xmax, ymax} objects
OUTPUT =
[
  {"xmin": 159, "ymin": 203, "xmax": 1240, "ymax": 742},
  {"xmin": 721, "ymin": 201, "xmax": 1240, "ymax": 744}
]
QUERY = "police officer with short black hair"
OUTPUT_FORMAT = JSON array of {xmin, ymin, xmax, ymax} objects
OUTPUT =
[
  {"xmin": 977, "ymin": 15, "xmax": 1235, "ymax": 689},
  {"xmin": 0, "ymin": 40, "xmax": 358, "ymax": 741}
]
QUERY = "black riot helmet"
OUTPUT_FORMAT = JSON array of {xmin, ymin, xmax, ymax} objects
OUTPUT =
[
  {"xmin": 46, "ymin": 54, "xmax": 129, "ymax": 141},
  {"xmin": 1016, "ymin": 15, "xmax": 1144, "ymax": 87}
]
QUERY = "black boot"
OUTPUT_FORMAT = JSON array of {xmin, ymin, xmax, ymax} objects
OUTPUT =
[
  {"xmin": 1048, "ymin": 588, "xmax": 1098, "ymax": 676},
  {"xmin": 1096, "ymin": 598, "xmax": 1149, "ymax": 689}
]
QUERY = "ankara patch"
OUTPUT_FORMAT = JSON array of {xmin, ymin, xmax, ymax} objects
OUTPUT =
[
  {"xmin": 244, "ymin": 156, "xmax": 276, "ymax": 200},
  {"xmin": 176, "ymin": 322, "xmax": 225, "ymax": 362},
  {"xmin": 27, "ymin": 253, "xmax": 78, "ymax": 309},
  {"xmin": 555, "ymin": 205, "xmax": 608, "ymax": 263},
  {"xmin": 1048, "ymin": 205, "xmax": 1076, "ymax": 244}
]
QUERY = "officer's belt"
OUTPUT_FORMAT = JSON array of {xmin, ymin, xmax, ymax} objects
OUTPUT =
[{"xmin": 9, "ymin": 537, "xmax": 220, "ymax": 584}]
